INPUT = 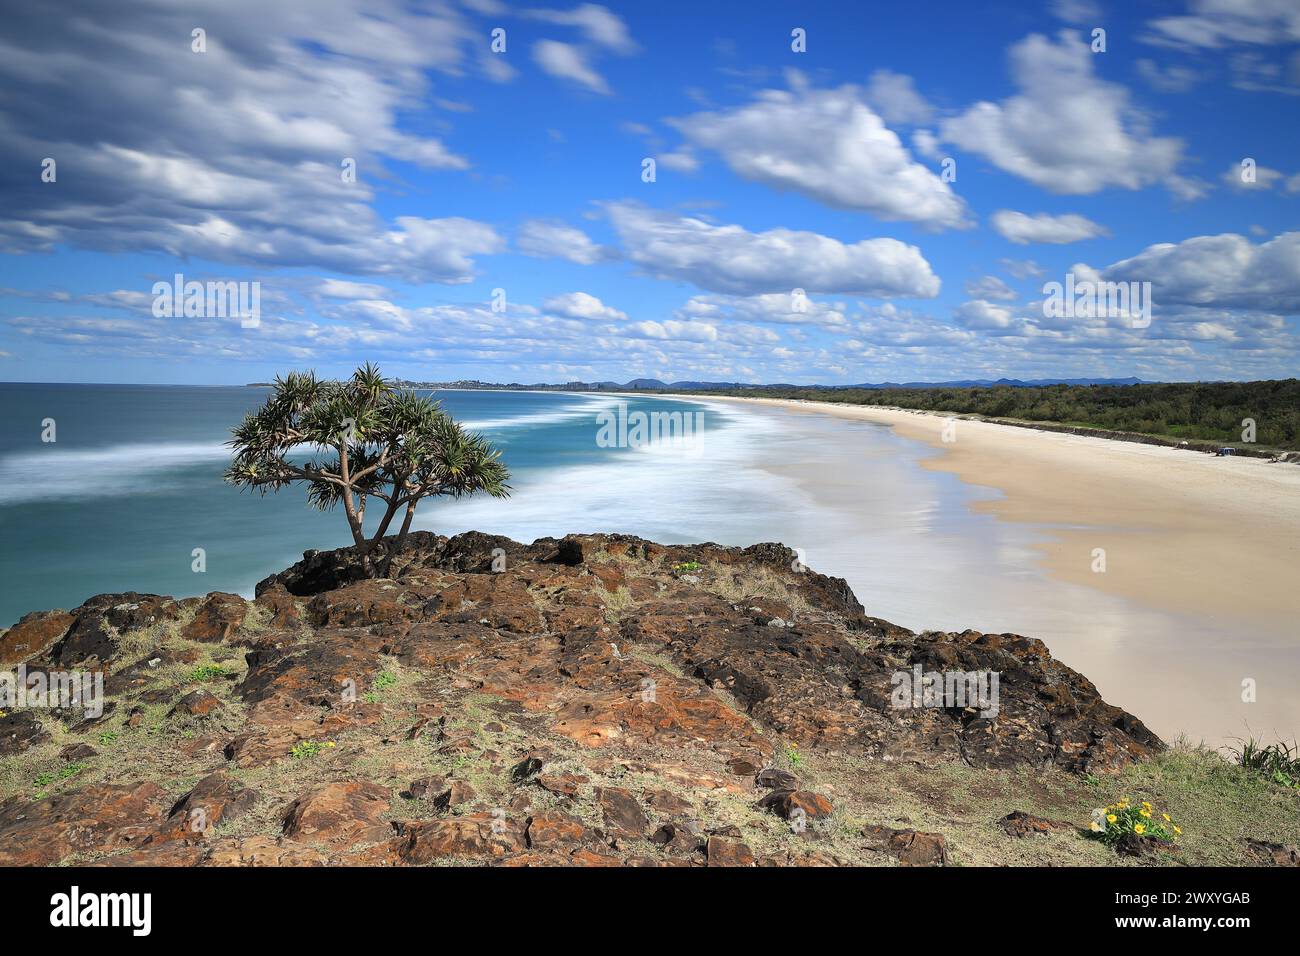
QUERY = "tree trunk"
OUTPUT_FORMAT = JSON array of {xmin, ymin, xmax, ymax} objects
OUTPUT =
[
  {"xmin": 380, "ymin": 498, "xmax": 420, "ymax": 578},
  {"xmin": 337, "ymin": 442, "xmax": 375, "ymax": 578}
]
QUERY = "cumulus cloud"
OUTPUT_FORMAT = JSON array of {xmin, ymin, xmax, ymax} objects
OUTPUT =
[
  {"xmin": 672, "ymin": 85, "xmax": 970, "ymax": 229},
  {"xmin": 674, "ymin": 293, "xmax": 851, "ymax": 329},
  {"xmin": 516, "ymin": 220, "xmax": 609, "ymax": 264},
  {"xmin": 1090, "ymin": 230, "xmax": 1300, "ymax": 313},
  {"xmin": 990, "ymin": 210, "xmax": 1111, "ymax": 245},
  {"xmin": 542, "ymin": 291, "xmax": 627, "ymax": 321},
  {"xmin": 602, "ymin": 202, "xmax": 941, "ymax": 297},
  {"xmin": 628, "ymin": 320, "xmax": 718, "ymax": 343},
  {"xmin": 955, "ymin": 299, "xmax": 1021, "ymax": 333},
  {"xmin": 941, "ymin": 32, "xmax": 1186, "ymax": 195}
]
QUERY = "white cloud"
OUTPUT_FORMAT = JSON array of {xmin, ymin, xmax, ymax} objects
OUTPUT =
[
  {"xmin": 517, "ymin": 220, "xmax": 608, "ymax": 264},
  {"xmin": 0, "ymin": 0, "xmax": 508, "ymax": 281},
  {"xmin": 316, "ymin": 279, "xmax": 391, "ymax": 300},
  {"xmin": 533, "ymin": 39, "xmax": 610, "ymax": 94},
  {"xmin": 1143, "ymin": 0, "xmax": 1300, "ymax": 49},
  {"xmin": 675, "ymin": 293, "xmax": 851, "ymax": 329},
  {"xmin": 1220, "ymin": 161, "xmax": 1289, "ymax": 190},
  {"xmin": 863, "ymin": 69, "xmax": 934, "ymax": 125},
  {"xmin": 955, "ymin": 299, "xmax": 1020, "ymax": 332},
  {"xmin": 1092, "ymin": 230, "xmax": 1300, "ymax": 313},
  {"xmin": 526, "ymin": 6, "xmax": 635, "ymax": 95},
  {"xmin": 964, "ymin": 275, "xmax": 1019, "ymax": 301},
  {"xmin": 526, "ymin": 4, "xmax": 637, "ymax": 53},
  {"xmin": 603, "ymin": 202, "xmax": 941, "ymax": 298},
  {"xmin": 542, "ymin": 291, "xmax": 627, "ymax": 321},
  {"xmin": 941, "ymin": 32, "xmax": 1185, "ymax": 195},
  {"xmin": 657, "ymin": 149, "xmax": 699, "ymax": 173},
  {"xmin": 1136, "ymin": 58, "xmax": 1200, "ymax": 93},
  {"xmin": 673, "ymin": 85, "xmax": 970, "ymax": 229},
  {"xmin": 991, "ymin": 210, "xmax": 1111, "ymax": 245},
  {"xmin": 1051, "ymin": 0, "xmax": 1101, "ymax": 24},
  {"xmin": 628, "ymin": 319, "xmax": 718, "ymax": 342}
]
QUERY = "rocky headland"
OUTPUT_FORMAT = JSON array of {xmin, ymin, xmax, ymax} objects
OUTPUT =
[{"xmin": 0, "ymin": 533, "xmax": 1294, "ymax": 867}]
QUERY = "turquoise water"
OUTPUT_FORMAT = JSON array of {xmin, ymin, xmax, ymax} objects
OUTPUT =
[{"xmin": 0, "ymin": 385, "xmax": 716, "ymax": 625}]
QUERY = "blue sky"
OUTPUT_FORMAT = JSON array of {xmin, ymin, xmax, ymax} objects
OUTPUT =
[{"xmin": 1, "ymin": 0, "xmax": 1298, "ymax": 384}]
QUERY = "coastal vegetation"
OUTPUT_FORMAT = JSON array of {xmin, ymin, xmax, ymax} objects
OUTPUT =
[
  {"xmin": 1231, "ymin": 738, "xmax": 1300, "ymax": 791},
  {"xmin": 224, "ymin": 363, "xmax": 510, "ymax": 577},
  {"xmin": 671, "ymin": 379, "xmax": 1300, "ymax": 451}
]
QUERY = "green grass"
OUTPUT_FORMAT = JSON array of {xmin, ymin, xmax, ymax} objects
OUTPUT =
[
  {"xmin": 1227, "ymin": 738, "xmax": 1300, "ymax": 790},
  {"xmin": 187, "ymin": 663, "xmax": 228, "ymax": 683},
  {"xmin": 34, "ymin": 761, "xmax": 88, "ymax": 790},
  {"xmin": 290, "ymin": 740, "xmax": 334, "ymax": 760}
]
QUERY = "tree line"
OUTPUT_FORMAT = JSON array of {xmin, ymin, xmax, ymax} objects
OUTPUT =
[{"xmin": 669, "ymin": 380, "xmax": 1300, "ymax": 451}]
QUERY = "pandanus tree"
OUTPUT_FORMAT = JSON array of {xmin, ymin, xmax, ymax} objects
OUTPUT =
[{"xmin": 225, "ymin": 363, "xmax": 510, "ymax": 577}]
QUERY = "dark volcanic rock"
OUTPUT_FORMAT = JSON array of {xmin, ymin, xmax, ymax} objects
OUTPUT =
[
  {"xmin": 50, "ymin": 593, "xmax": 181, "ymax": 668},
  {"xmin": 863, "ymin": 825, "xmax": 951, "ymax": 866},
  {"xmin": 0, "ymin": 530, "xmax": 1168, "ymax": 867},
  {"xmin": 0, "ymin": 709, "xmax": 50, "ymax": 755},
  {"xmin": 999, "ymin": 810, "xmax": 1074, "ymax": 838}
]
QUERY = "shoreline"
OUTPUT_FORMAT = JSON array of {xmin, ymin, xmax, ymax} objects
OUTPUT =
[{"xmin": 678, "ymin": 393, "xmax": 1300, "ymax": 630}]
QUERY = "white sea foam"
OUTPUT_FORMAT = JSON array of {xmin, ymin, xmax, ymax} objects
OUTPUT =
[
  {"xmin": 417, "ymin": 398, "xmax": 817, "ymax": 545},
  {"xmin": 0, "ymin": 441, "xmax": 230, "ymax": 504},
  {"xmin": 458, "ymin": 394, "xmax": 623, "ymax": 432}
]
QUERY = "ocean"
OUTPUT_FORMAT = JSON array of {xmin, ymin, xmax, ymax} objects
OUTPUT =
[{"xmin": 0, "ymin": 383, "xmax": 1018, "ymax": 629}]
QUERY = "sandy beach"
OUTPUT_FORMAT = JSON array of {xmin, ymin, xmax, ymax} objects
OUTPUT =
[{"xmin": 676, "ymin": 394, "xmax": 1300, "ymax": 747}]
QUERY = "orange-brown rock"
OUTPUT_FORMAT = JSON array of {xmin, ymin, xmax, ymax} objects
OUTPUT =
[
  {"xmin": 0, "ymin": 610, "xmax": 73, "ymax": 667},
  {"xmin": 0, "ymin": 782, "xmax": 168, "ymax": 865},
  {"xmin": 281, "ymin": 781, "xmax": 391, "ymax": 844},
  {"xmin": 181, "ymin": 592, "xmax": 248, "ymax": 644}
]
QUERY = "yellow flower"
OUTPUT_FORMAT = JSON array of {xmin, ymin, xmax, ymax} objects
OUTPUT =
[
  {"xmin": 1107, "ymin": 814, "xmax": 1117, "ymax": 823},
  {"xmin": 1089, "ymin": 820, "xmax": 1104, "ymax": 832},
  {"xmin": 1142, "ymin": 801, "xmax": 1152, "ymax": 809},
  {"xmin": 1140, "ymin": 809, "xmax": 1151, "ymax": 818},
  {"xmin": 1134, "ymin": 823, "xmax": 1146, "ymax": 834},
  {"xmin": 1162, "ymin": 813, "xmax": 1171, "ymax": 821},
  {"xmin": 1173, "ymin": 826, "xmax": 1182, "ymax": 835},
  {"xmin": 326, "ymin": 741, "xmax": 336, "ymax": 748}
]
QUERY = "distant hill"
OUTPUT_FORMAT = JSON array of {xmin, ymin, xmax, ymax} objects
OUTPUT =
[{"xmin": 400, "ymin": 376, "xmax": 1148, "ymax": 391}]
